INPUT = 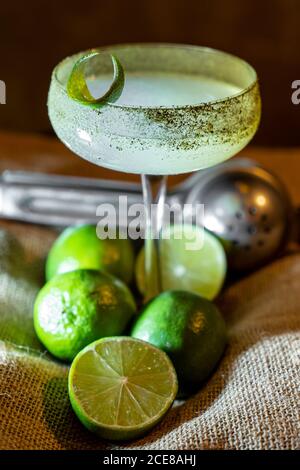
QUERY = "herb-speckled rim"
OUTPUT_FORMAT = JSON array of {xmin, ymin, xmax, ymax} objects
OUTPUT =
[{"xmin": 53, "ymin": 43, "xmax": 258, "ymax": 111}]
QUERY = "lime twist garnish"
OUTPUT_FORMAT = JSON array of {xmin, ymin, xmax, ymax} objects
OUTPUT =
[{"xmin": 67, "ymin": 52, "xmax": 125, "ymax": 107}]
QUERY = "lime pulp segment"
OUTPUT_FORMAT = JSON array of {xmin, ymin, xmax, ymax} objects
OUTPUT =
[{"xmin": 68, "ymin": 337, "xmax": 178, "ymax": 440}]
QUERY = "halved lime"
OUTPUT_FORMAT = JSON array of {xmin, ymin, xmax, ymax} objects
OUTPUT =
[
  {"xmin": 68, "ymin": 337, "xmax": 178, "ymax": 440},
  {"xmin": 136, "ymin": 225, "xmax": 227, "ymax": 300}
]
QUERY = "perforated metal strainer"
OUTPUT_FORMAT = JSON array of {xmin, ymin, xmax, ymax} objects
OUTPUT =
[{"xmin": 183, "ymin": 159, "xmax": 293, "ymax": 271}]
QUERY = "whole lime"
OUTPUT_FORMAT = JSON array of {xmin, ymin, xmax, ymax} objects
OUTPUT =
[
  {"xmin": 46, "ymin": 225, "xmax": 135, "ymax": 284},
  {"xmin": 131, "ymin": 290, "xmax": 227, "ymax": 393},
  {"xmin": 34, "ymin": 269, "xmax": 136, "ymax": 361},
  {"xmin": 136, "ymin": 225, "xmax": 226, "ymax": 301}
]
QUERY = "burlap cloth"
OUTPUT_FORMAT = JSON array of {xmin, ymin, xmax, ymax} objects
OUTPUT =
[{"xmin": 0, "ymin": 220, "xmax": 299, "ymax": 450}]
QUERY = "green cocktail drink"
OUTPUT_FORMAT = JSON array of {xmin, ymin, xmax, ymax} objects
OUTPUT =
[{"xmin": 48, "ymin": 44, "xmax": 261, "ymax": 300}]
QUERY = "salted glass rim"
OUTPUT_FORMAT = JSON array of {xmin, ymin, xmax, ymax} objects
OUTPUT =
[{"xmin": 53, "ymin": 43, "xmax": 258, "ymax": 111}]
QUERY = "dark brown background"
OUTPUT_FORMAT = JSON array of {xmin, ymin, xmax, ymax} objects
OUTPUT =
[{"xmin": 1, "ymin": 0, "xmax": 300, "ymax": 145}]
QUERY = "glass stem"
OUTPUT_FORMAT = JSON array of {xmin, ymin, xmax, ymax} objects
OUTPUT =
[{"xmin": 141, "ymin": 174, "xmax": 168, "ymax": 302}]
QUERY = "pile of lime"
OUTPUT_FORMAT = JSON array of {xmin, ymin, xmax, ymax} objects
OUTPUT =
[{"xmin": 33, "ymin": 223, "xmax": 228, "ymax": 440}]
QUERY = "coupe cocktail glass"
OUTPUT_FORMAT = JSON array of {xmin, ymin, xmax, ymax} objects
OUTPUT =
[{"xmin": 48, "ymin": 44, "xmax": 261, "ymax": 301}]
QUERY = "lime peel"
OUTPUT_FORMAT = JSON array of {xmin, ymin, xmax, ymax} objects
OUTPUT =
[{"xmin": 67, "ymin": 52, "xmax": 125, "ymax": 107}]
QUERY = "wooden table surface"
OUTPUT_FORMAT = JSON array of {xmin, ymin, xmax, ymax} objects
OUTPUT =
[{"xmin": 0, "ymin": 131, "xmax": 300, "ymax": 205}]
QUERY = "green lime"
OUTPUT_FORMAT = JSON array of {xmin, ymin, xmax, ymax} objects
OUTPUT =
[
  {"xmin": 67, "ymin": 52, "xmax": 125, "ymax": 107},
  {"xmin": 34, "ymin": 269, "xmax": 136, "ymax": 361},
  {"xmin": 131, "ymin": 290, "xmax": 227, "ymax": 394},
  {"xmin": 68, "ymin": 336, "xmax": 178, "ymax": 440},
  {"xmin": 46, "ymin": 225, "xmax": 135, "ymax": 284},
  {"xmin": 136, "ymin": 224, "xmax": 226, "ymax": 300}
]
